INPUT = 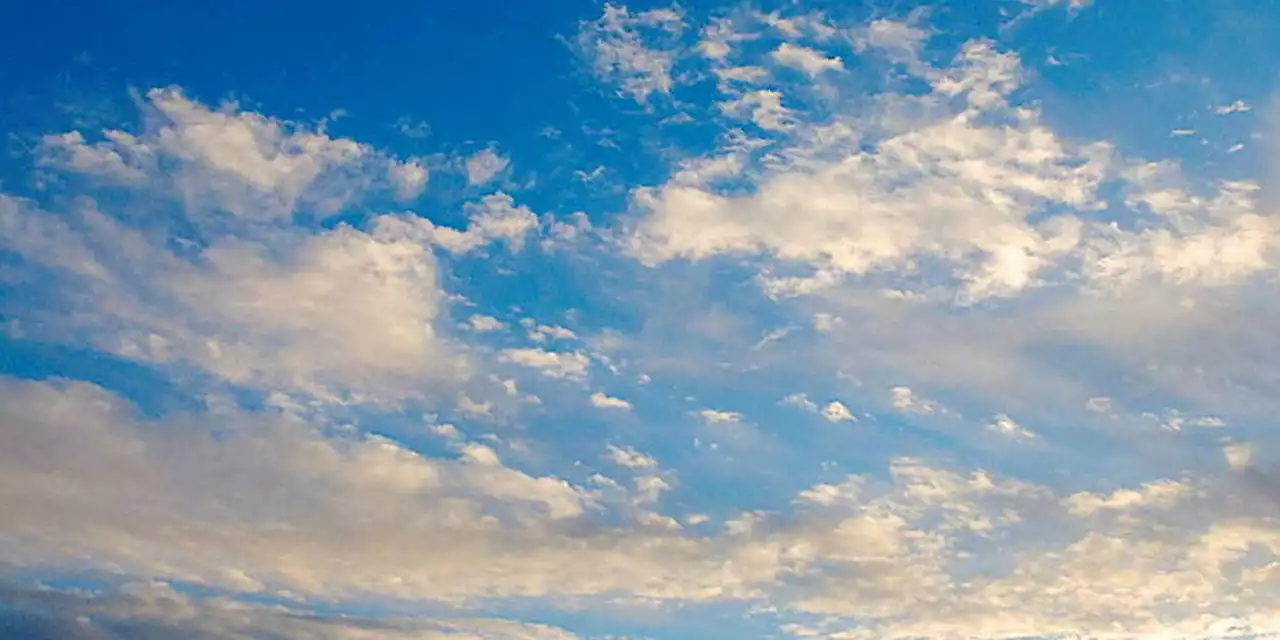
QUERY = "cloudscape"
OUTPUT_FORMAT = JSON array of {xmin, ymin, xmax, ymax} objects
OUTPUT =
[{"xmin": 2, "ymin": 1, "xmax": 1280, "ymax": 638}]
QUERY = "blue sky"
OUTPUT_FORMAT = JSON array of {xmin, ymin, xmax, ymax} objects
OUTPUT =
[{"xmin": 2, "ymin": 0, "xmax": 1280, "ymax": 638}]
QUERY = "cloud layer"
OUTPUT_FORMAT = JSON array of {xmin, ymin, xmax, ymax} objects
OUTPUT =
[{"xmin": 3, "ymin": 2, "xmax": 1280, "ymax": 639}]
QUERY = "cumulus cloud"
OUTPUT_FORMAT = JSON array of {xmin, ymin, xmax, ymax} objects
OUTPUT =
[
  {"xmin": 695, "ymin": 408, "xmax": 743, "ymax": 424},
  {"xmin": 463, "ymin": 314, "xmax": 507, "ymax": 333},
  {"xmin": 987, "ymin": 413, "xmax": 1037, "ymax": 439},
  {"xmin": 499, "ymin": 348, "xmax": 590, "ymax": 380},
  {"xmin": 389, "ymin": 158, "xmax": 430, "ymax": 200},
  {"xmin": 7, "ymin": 375, "xmax": 1280, "ymax": 637},
  {"xmin": 10, "ymin": 5, "xmax": 1280, "ymax": 639},
  {"xmin": 821, "ymin": 400, "xmax": 858, "ymax": 423},
  {"xmin": 590, "ymin": 391, "xmax": 632, "ymax": 409},
  {"xmin": 770, "ymin": 42, "xmax": 842, "ymax": 77},
  {"xmin": 465, "ymin": 147, "xmax": 510, "ymax": 186},
  {"xmin": 576, "ymin": 3, "xmax": 686, "ymax": 104},
  {"xmin": 37, "ymin": 87, "xmax": 415, "ymax": 220},
  {"xmin": 0, "ymin": 193, "xmax": 463, "ymax": 402},
  {"xmin": 890, "ymin": 386, "xmax": 941, "ymax": 414},
  {"xmin": 375, "ymin": 192, "xmax": 539, "ymax": 254},
  {"xmin": 628, "ymin": 30, "xmax": 1280, "ymax": 302}
]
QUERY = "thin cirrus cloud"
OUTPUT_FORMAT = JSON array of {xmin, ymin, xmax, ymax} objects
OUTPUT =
[{"xmin": 2, "ymin": 1, "xmax": 1280, "ymax": 639}]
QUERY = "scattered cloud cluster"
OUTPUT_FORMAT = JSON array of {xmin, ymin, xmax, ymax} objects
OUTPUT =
[{"xmin": 4, "ymin": 0, "xmax": 1280, "ymax": 638}]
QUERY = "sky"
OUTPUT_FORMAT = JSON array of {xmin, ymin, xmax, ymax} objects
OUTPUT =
[{"xmin": 2, "ymin": 0, "xmax": 1280, "ymax": 638}]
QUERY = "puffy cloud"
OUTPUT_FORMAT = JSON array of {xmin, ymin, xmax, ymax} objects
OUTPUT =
[
  {"xmin": 525, "ymin": 321, "xmax": 578, "ymax": 343},
  {"xmin": 590, "ymin": 392, "xmax": 633, "ymax": 410},
  {"xmin": 987, "ymin": 413, "xmax": 1036, "ymax": 439},
  {"xmin": 821, "ymin": 400, "xmax": 857, "ymax": 423},
  {"xmin": 463, "ymin": 314, "xmax": 507, "ymax": 333},
  {"xmin": 464, "ymin": 147, "xmax": 510, "ymax": 186},
  {"xmin": 718, "ymin": 89, "xmax": 795, "ymax": 131},
  {"xmin": 375, "ymin": 192, "xmax": 539, "ymax": 254},
  {"xmin": 8, "ymin": 377, "xmax": 1280, "ymax": 636},
  {"xmin": 890, "ymin": 386, "xmax": 940, "ymax": 414},
  {"xmin": 606, "ymin": 444, "xmax": 657, "ymax": 469},
  {"xmin": 37, "ymin": 87, "xmax": 416, "ymax": 220},
  {"xmin": 770, "ymin": 43, "xmax": 842, "ymax": 77},
  {"xmin": 499, "ymin": 348, "xmax": 590, "ymax": 380},
  {"xmin": 694, "ymin": 409, "xmax": 742, "ymax": 424},
  {"xmin": 0, "ymin": 194, "xmax": 462, "ymax": 402},
  {"xmin": 575, "ymin": 3, "xmax": 686, "ymax": 104},
  {"xmin": 389, "ymin": 158, "xmax": 430, "ymax": 201},
  {"xmin": 627, "ymin": 29, "xmax": 1280, "ymax": 303}
]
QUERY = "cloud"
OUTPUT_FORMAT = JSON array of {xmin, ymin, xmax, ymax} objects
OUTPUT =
[
  {"xmin": 0, "ymin": 193, "xmax": 464, "ymax": 402},
  {"xmin": 782, "ymin": 394, "xmax": 857, "ymax": 422},
  {"xmin": 987, "ymin": 413, "xmax": 1037, "ymax": 439},
  {"xmin": 821, "ymin": 400, "xmax": 858, "ymax": 423},
  {"xmin": 627, "ymin": 30, "xmax": 1280, "ymax": 303},
  {"xmin": 694, "ymin": 409, "xmax": 742, "ymax": 424},
  {"xmin": 1215, "ymin": 100, "xmax": 1253, "ymax": 115},
  {"xmin": 575, "ymin": 3, "xmax": 686, "ymax": 104},
  {"xmin": 376, "ymin": 192, "xmax": 539, "ymax": 254},
  {"xmin": 390, "ymin": 158, "xmax": 430, "ymax": 201},
  {"xmin": 718, "ymin": 89, "xmax": 795, "ymax": 131},
  {"xmin": 499, "ymin": 348, "xmax": 590, "ymax": 379},
  {"xmin": 606, "ymin": 444, "xmax": 656, "ymax": 469},
  {"xmin": 37, "ymin": 87, "xmax": 416, "ymax": 221},
  {"xmin": 770, "ymin": 42, "xmax": 842, "ymax": 77},
  {"xmin": 525, "ymin": 321, "xmax": 578, "ymax": 343},
  {"xmin": 463, "ymin": 314, "xmax": 507, "ymax": 333},
  {"xmin": 590, "ymin": 392, "xmax": 632, "ymax": 409},
  {"xmin": 465, "ymin": 147, "xmax": 510, "ymax": 186},
  {"xmin": 890, "ymin": 386, "xmax": 941, "ymax": 414},
  {"xmin": 8, "ymin": 377, "xmax": 1280, "ymax": 636},
  {"xmin": 9, "ymin": 5, "xmax": 1280, "ymax": 639},
  {"xmin": 0, "ymin": 581, "xmax": 583, "ymax": 640}
]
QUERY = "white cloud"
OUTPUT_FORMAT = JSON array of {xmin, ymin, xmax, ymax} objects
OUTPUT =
[
  {"xmin": 756, "ymin": 10, "xmax": 836, "ymax": 40},
  {"xmin": 606, "ymin": 444, "xmax": 657, "ymax": 469},
  {"xmin": 376, "ymin": 192, "xmax": 539, "ymax": 254},
  {"xmin": 770, "ymin": 43, "xmax": 843, "ymax": 77},
  {"xmin": 499, "ymin": 348, "xmax": 590, "ymax": 379},
  {"xmin": 695, "ymin": 408, "xmax": 743, "ymax": 424},
  {"xmin": 37, "ymin": 130, "xmax": 150, "ymax": 182},
  {"xmin": 457, "ymin": 393, "xmax": 493, "ymax": 417},
  {"xmin": 576, "ymin": 3, "xmax": 686, "ymax": 104},
  {"xmin": 389, "ymin": 158, "xmax": 430, "ymax": 200},
  {"xmin": 987, "ymin": 413, "xmax": 1037, "ymax": 439},
  {"xmin": 718, "ymin": 89, "xmax": 795, "ymax": 130},
  {"xmin": 526, "ymin": 321, "xmax": 578, "ymax": 343},
  {"xmin": 465, "ymin": 147, "xmax": 510, "ymax": 185},
  {"xmin": 37, "ymin": 88, "xmax": 420, "ymax": 221},
  {"xmin": 852, "ymin": 18, "xmax": 931, "ymax": 73},
  {"xmin": 783, "ymin": 394, "xmax": 857, "ymax": 422},
  {"xmin": 782, "ymin": 392, "xmax": 819, "ymax": 412},
  {"xmin": 9, "ymin": 377, "xmax": 1280, "ymax": 636},
  {"xmin": 591, "ymin": 391, "xmax": 632, "ymax": 409},
  {"xmin": 395, "ymin": 116, "xmax": 432, "ymax": 138},
  {"xmin": 629, "ymin": 40, "xmax": 1113, "ymax": 301},
  {"xmin": 463, "ymin": 314, "xmax": 507, "ymax": 333},
  {"xmin": 628, "ymin": 31, "xmax": 1280, "ymax": 303},
  {"xmin": 890, "ymin": 386, "xmax": 940, "ymax": 414},
  {"xmin": 1216, "ymin": 100, "xmax": 1253, "ymax": 115},
  {"xmin": 811, "ymin": 313, "xmax": 843, "ymax": 332},
  {"xmin": 0, "ymin": 194, "xmax": 463, "ymax": 402},
  {"xmin": 821, "ymin": 400, "xmax": 858, "ymax": 423},
  {"xmin": 432, "ymin": 423, "xmax": 462, "ymax": 439},
  {"xmin": 1223, "ymin": 442, "xmax": 1254, "ymax": 469}
]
